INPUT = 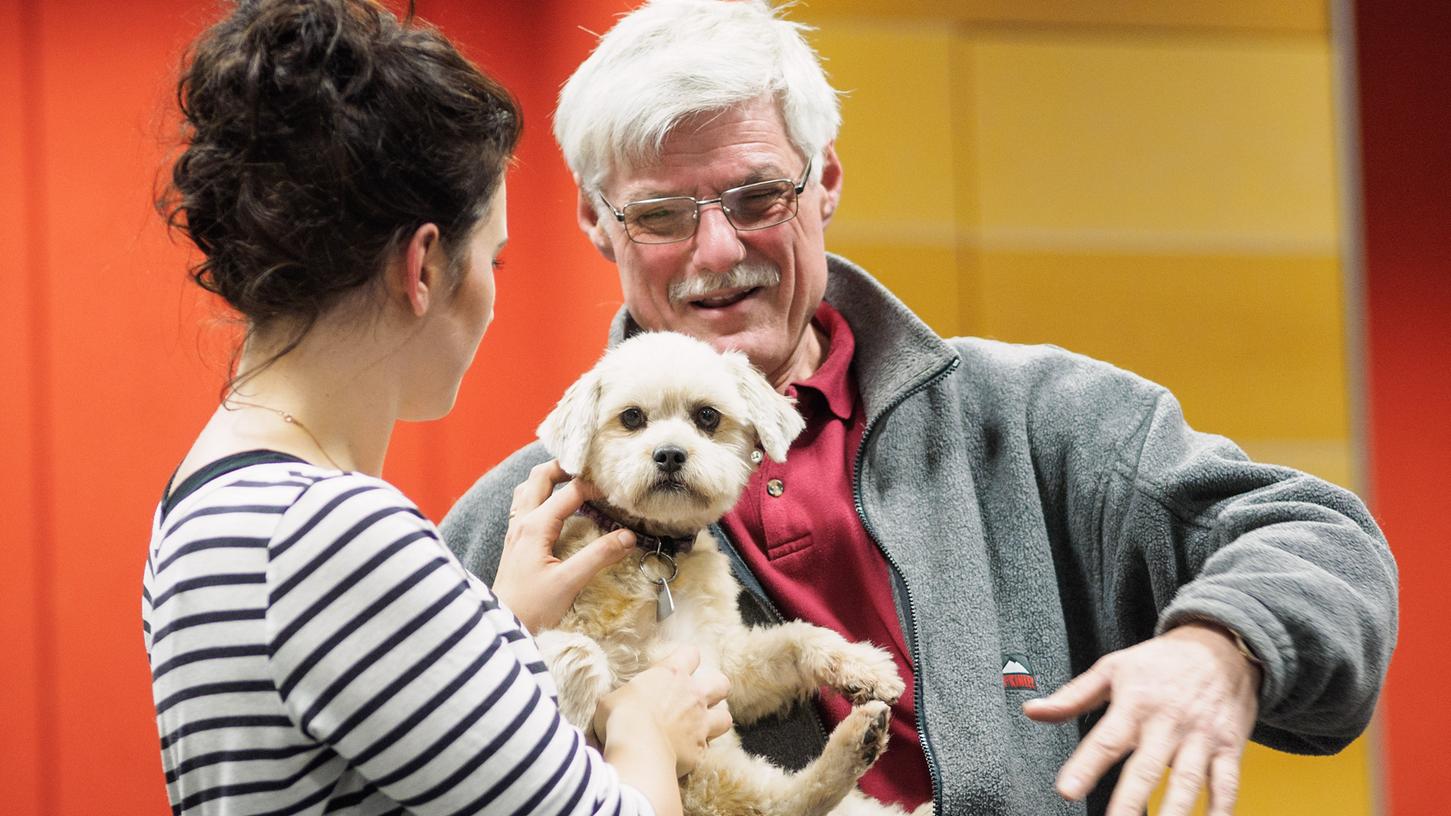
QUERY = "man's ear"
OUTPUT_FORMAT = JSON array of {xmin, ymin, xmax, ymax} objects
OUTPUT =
[
  {"xmin": 394, "ymin": 222, "xmax": 443, "ymax": 317},
  {"xmin": 576, "ymin": 180, "xmax": 617, "ymax": 263},
  {"xmin": 816, "ymin": 142, "xmax": 844, "ymax": 228}
]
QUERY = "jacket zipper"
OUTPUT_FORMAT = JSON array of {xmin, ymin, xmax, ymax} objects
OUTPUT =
[
  {"xmin": 852, "ymin": 355, "xmax": 960, "ymax": 816},
  {"xmin": 709, "ymin": 523, "xmax": 832, "ymax": 748}
]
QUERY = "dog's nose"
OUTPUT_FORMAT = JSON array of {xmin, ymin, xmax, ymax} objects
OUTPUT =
[{"xmin": 653, "ymin": 445, "xmax": 687, "ymax": 474}]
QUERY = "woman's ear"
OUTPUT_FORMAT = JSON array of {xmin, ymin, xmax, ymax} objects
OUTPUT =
[
  {"xmin": 817, "ymin": 142, "xmax": 843, "ymax": 227},
  {"xmin": 577, "ymin": 182, "xmax": 617, "ymax": 263},
  {"xmin": 395, "ymin": 223, "xmax": 443, "ymax": 317}
]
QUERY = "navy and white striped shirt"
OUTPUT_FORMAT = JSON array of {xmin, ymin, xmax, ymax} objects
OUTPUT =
[{"xmin": 142, "ymin": 458, "xmax": 653, "ymax": 815}]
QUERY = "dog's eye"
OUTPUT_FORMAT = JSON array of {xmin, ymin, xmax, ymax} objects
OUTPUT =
[
  {"xmin": 694, "ymin": 406, "xmax": 720, "ymax": 432},
  {"xmin": 620, "ymin": 407, "xmax": 646, "ymax": 430}
]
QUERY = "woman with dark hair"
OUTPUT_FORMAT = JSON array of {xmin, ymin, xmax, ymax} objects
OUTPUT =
[{"xmin": 143, "ymin": 2, "xmax": 730, "ymax": 814}]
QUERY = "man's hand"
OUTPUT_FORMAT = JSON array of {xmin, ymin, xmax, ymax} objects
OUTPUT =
[{"xmin": 1023, "ymin": 623, "xmax": 1261, "ymax": 816}]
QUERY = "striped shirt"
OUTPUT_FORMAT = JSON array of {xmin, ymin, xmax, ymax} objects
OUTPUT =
[{"xmin": 142, "ymin": 456, "xmax": 654, "ymax": 816}]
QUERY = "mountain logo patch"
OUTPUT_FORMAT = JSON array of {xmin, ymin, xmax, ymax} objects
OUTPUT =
[{"xmin": 1002, "ymin": 654, "xmax": 1038, "ymax": 691}]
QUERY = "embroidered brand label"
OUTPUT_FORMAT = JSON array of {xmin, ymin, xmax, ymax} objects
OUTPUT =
[{"xmin": 1002, "ymin": 654, "xmax": 1038, "ymax": 691}]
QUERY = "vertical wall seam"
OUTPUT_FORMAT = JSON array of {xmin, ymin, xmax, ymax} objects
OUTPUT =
[
  {"xmin": 18, "ymin": 0, "xmax": 57, "ymax": 808},
  {"xmin": 1329, "ymin": 0, "xmax": 1380, "ymax": 812}
]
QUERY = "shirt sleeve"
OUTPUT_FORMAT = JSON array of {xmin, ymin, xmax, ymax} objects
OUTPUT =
[
  {"xmin": 264, "ymin": 473, "xmax": 656, "ymax": 816},
  {"xmin": 1096, "ymin": 387, "xmax": 1398, "ymax": 754}
]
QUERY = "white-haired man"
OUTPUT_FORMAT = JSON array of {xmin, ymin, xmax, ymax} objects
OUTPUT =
[{"xmin": 443, "ymin": 2, "xmax": 1397, "ymax": 814}]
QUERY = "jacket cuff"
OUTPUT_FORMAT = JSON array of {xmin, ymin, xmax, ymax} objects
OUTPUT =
[{"xmin": 1156, "ymin": 589, "xmax": 1295, "ymax": 712}]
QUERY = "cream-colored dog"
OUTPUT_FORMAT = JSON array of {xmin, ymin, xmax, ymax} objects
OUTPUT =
[{"xmin": 536, "ymin": 331, "xmax": 926, "ymax": 816}]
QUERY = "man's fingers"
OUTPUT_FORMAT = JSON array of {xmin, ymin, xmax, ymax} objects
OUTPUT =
[
  {"xmin": 556, "ymin": 530, "xmax": 636, "ymax": 592},
  {"xmin": 1103, "ymin": 720, "xmax": 1179, "ymax": 815},
  {"xmin": 1055, "ymin": 705, "xmax": 1139, "ymax": 802},
  {"xmin": 1205, "ymin": 751, "xmax": 1243, "ymax": 816},
  {"xmin": 1024, "ymin": 663, "xmax": 1113, "ymax": 723},
  {"xmin": 1157, "ymin": 737, "xmax": 1212, "ymax": 816}
]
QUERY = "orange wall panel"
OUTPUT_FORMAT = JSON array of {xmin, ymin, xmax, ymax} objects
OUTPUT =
[
  {"xmin": 33, "ymin": 1, "xmax": 215, "ymax": 812},
  {"xmin": 1, "ymin": 0, "xmax": 46, "ymax": 811}
]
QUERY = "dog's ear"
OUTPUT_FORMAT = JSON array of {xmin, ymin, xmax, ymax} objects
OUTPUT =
[
  {"xmin": 726, "ymin": 351, "xmax": 805, "ymax": 462},
  {"xmin": 537, "ymin": 368, "xmax": 602, "ymax": 475}
]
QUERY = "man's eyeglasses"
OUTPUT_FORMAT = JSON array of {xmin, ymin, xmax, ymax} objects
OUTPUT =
[{"xmin": 599, "ymin": 159, "xmax": 813, "ymax": 245}]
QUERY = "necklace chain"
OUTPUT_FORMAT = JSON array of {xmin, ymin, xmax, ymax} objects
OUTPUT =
[{"xmin": 225, "ymin": 398, "xmax": 345, "ymax": 471}]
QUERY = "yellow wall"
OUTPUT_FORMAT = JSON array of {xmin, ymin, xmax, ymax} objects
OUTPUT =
[{"xmin": 797, "ymin": 3, "xmax": 1370, "ymax": 814}]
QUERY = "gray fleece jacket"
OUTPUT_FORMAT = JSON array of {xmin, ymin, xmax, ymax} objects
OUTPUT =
[{"xmin": 440, "ymin": 254, "xmax": 1398, "ymax": 815}]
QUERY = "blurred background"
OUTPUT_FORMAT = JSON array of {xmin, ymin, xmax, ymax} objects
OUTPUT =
[{"xmin": 1, "ymin": 0, "xmax": 1445, "ymax": 813}]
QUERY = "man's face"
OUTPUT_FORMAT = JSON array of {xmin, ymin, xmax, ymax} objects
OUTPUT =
[{"xmin": 580, "ymin": 97, "xmax": 842, "ymax": 388}]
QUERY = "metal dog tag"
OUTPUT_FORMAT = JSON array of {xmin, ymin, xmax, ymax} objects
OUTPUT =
[{"xmin": 656, "ymin": 579, "xmax": 675, "ymax": 621}]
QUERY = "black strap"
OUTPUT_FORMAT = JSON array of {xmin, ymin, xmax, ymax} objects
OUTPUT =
[{"xmin": 160, "ymin": 449, "xmax": 309, "ymax": 520}]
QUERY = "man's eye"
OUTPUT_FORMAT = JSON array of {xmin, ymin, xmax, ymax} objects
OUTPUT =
[
  {"xmin": 620, "ymin": 407, "xmax": 646, "ymax": 430},
  {"xmin": 694, "ymin": 406, "xmax": 720, "ymax": 432}
]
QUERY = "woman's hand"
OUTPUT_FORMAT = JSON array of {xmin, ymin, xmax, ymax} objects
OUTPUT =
[
  {"xmin": 596, "ymin": 646, "xmax": 733, "ymax": 778},
  {"xmin": 491, "ymin": 460, "xmax": 636, "ymax": 633}
]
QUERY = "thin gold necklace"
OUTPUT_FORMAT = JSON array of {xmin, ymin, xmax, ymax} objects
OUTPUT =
[{"xmin": 225, "ymin": 398, "xmax": 345, "ymax": 471}]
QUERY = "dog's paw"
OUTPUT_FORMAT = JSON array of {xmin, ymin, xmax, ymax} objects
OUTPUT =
[
  {"xmin": 831, "ymin": 641, "xmax": 906, "ymax": 705},
  {"xmin": 852, "ymin": 700, "xmax": 892, "ymax": 766}
]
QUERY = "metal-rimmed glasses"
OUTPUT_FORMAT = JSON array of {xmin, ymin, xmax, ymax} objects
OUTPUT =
[{"xmin": 598, "ymin": 158, "xmax": 814, "ymax": 245}]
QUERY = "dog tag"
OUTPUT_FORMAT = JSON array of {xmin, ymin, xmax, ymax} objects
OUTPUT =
[{"xmin": 656, "ymin": 579, "xmax": 675, "ymax": 621}]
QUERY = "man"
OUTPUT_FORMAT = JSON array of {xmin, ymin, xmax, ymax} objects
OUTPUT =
[{"xmin": 442, "ymin": 2, "xmax": 1398, "ymax": 814}]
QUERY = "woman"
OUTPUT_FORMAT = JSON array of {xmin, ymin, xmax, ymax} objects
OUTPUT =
[{"xmin": 143, "ymin": 1, "xmax": 730, "ymax": 814}]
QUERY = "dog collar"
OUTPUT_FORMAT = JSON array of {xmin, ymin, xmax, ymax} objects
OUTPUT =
[{"xmin": 575, "ymin": 502, "xmax": 697, "ymax": 556}]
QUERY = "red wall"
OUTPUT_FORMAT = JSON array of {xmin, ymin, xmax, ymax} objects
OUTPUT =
[
  {"xmin": 1357, "ymin": 1, "xmax": 1451, "ymax": 814},
  {"xmin": 0, "ymin": 1, "xmax": 630, "ymax": 813}
]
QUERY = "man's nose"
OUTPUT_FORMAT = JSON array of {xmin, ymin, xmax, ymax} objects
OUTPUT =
[{"xmin": 690, "ymin": 204, "xmax": 746, "ymax": 270}]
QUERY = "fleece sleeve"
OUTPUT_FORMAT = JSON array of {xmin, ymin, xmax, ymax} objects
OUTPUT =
[{"xmin": 1096, "ymin": 388, "xmax": 1398, "ymax": 754}]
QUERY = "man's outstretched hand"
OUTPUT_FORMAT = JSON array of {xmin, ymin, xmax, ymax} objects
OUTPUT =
[{"xmin": 1024, "ymin": 622, "xmax": 1261, "ymax": 816}]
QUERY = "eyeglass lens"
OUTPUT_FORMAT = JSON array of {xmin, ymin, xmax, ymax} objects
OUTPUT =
[{"xmin": 623, "ymin": 179, "xmax": 799, "ymax": 243}]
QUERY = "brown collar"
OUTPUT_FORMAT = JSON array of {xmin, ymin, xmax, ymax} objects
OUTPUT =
[{"xmin": 575, "ymin": 502, "xmax": 697, "ymax": 557}]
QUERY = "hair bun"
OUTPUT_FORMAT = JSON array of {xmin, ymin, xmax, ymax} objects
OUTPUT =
[{"xmin": 163, "ymin": 0, "xmax": 519, "ymax": 347}]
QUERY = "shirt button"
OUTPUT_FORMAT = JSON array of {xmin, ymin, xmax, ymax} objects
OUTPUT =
[{"xmin": 766, "ymin": 479, "xmax": 784, "ymax": 497}]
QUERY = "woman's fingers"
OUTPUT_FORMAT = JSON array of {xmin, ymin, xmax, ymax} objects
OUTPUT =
[
  {"xmin": 510, "ymin": 460, "xmax": 569, "ymax": 518},
  {"xmin": 705, "ymin": 701, "xmax": 733, "ymax": 740},
  {"xmin": 660, "ymin": 645, "xmax": 702, "ymax": 676},
  {"xmin": 695, "ymin": 668, "xmax": 732, "ymax": 708},
  {"xmin": 554, "ymin": 530, "xmax": 636, "ymax": 594}
]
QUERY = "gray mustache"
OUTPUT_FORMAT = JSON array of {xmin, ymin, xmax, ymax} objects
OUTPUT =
[{"xmin": 668, "ymin": 263, "xmax": 782, "ymax": 304}]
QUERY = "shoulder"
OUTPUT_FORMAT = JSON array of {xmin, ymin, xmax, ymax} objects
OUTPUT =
[
  {"xmin": 943, "ymin": 337, "xmax": 1167, "ymax": 453},
  {"xmin": 276, "ymin": 469, "xmax": 431, "ymax": 546},
  {"xmin": 153, "ymin": 460, "xmax": 332, "ymax": 556}
]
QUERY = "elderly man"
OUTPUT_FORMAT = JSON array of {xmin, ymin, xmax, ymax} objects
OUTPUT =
[{"xmin": 442, "ymin": 1, "xmax": 1398, "ymax": 814}]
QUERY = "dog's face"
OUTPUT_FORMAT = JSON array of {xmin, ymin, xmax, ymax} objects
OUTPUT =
[{"xmin": 538, "ymin": 332, "xmax": 805, "ymax": 532}]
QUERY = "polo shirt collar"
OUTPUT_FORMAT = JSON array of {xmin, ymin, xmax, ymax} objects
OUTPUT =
[{"xmin": 788, "ymin": 301, "xmax": 857, "ymax": 422}]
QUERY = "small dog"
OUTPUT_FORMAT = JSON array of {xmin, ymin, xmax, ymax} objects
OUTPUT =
[{"xmin": 535, "ymin": 331, "xmax": 927, "ymax": 816}]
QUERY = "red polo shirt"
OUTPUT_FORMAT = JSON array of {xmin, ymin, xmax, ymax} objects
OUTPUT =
[{"xmin": 721, "ymin": 303, "xmax": 932, "ymax": 810}]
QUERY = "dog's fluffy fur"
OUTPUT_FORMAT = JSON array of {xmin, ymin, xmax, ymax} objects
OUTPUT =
[{"xmin": 536, "ymin": 331, "xmax": 928, "ymax": 816}]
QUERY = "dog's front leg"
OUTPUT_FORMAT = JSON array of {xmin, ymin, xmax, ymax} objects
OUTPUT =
[
  {"xmin": 534, "ymin": 629, "xmax": 616, "ymax": 740},
  {"xmin": 723, "ymin": 622, "xmax": 905, "ymax": 725}
]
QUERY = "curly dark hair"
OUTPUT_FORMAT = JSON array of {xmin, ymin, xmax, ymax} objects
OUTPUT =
[{"xmin": 161, "ymin": 0, "xmax": 520, "ymax": 378}]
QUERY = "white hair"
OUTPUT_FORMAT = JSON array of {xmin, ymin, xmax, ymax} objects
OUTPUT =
[{"xmin": 554, "ymin": 0, "xmax": 841, "ymax": 190}]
